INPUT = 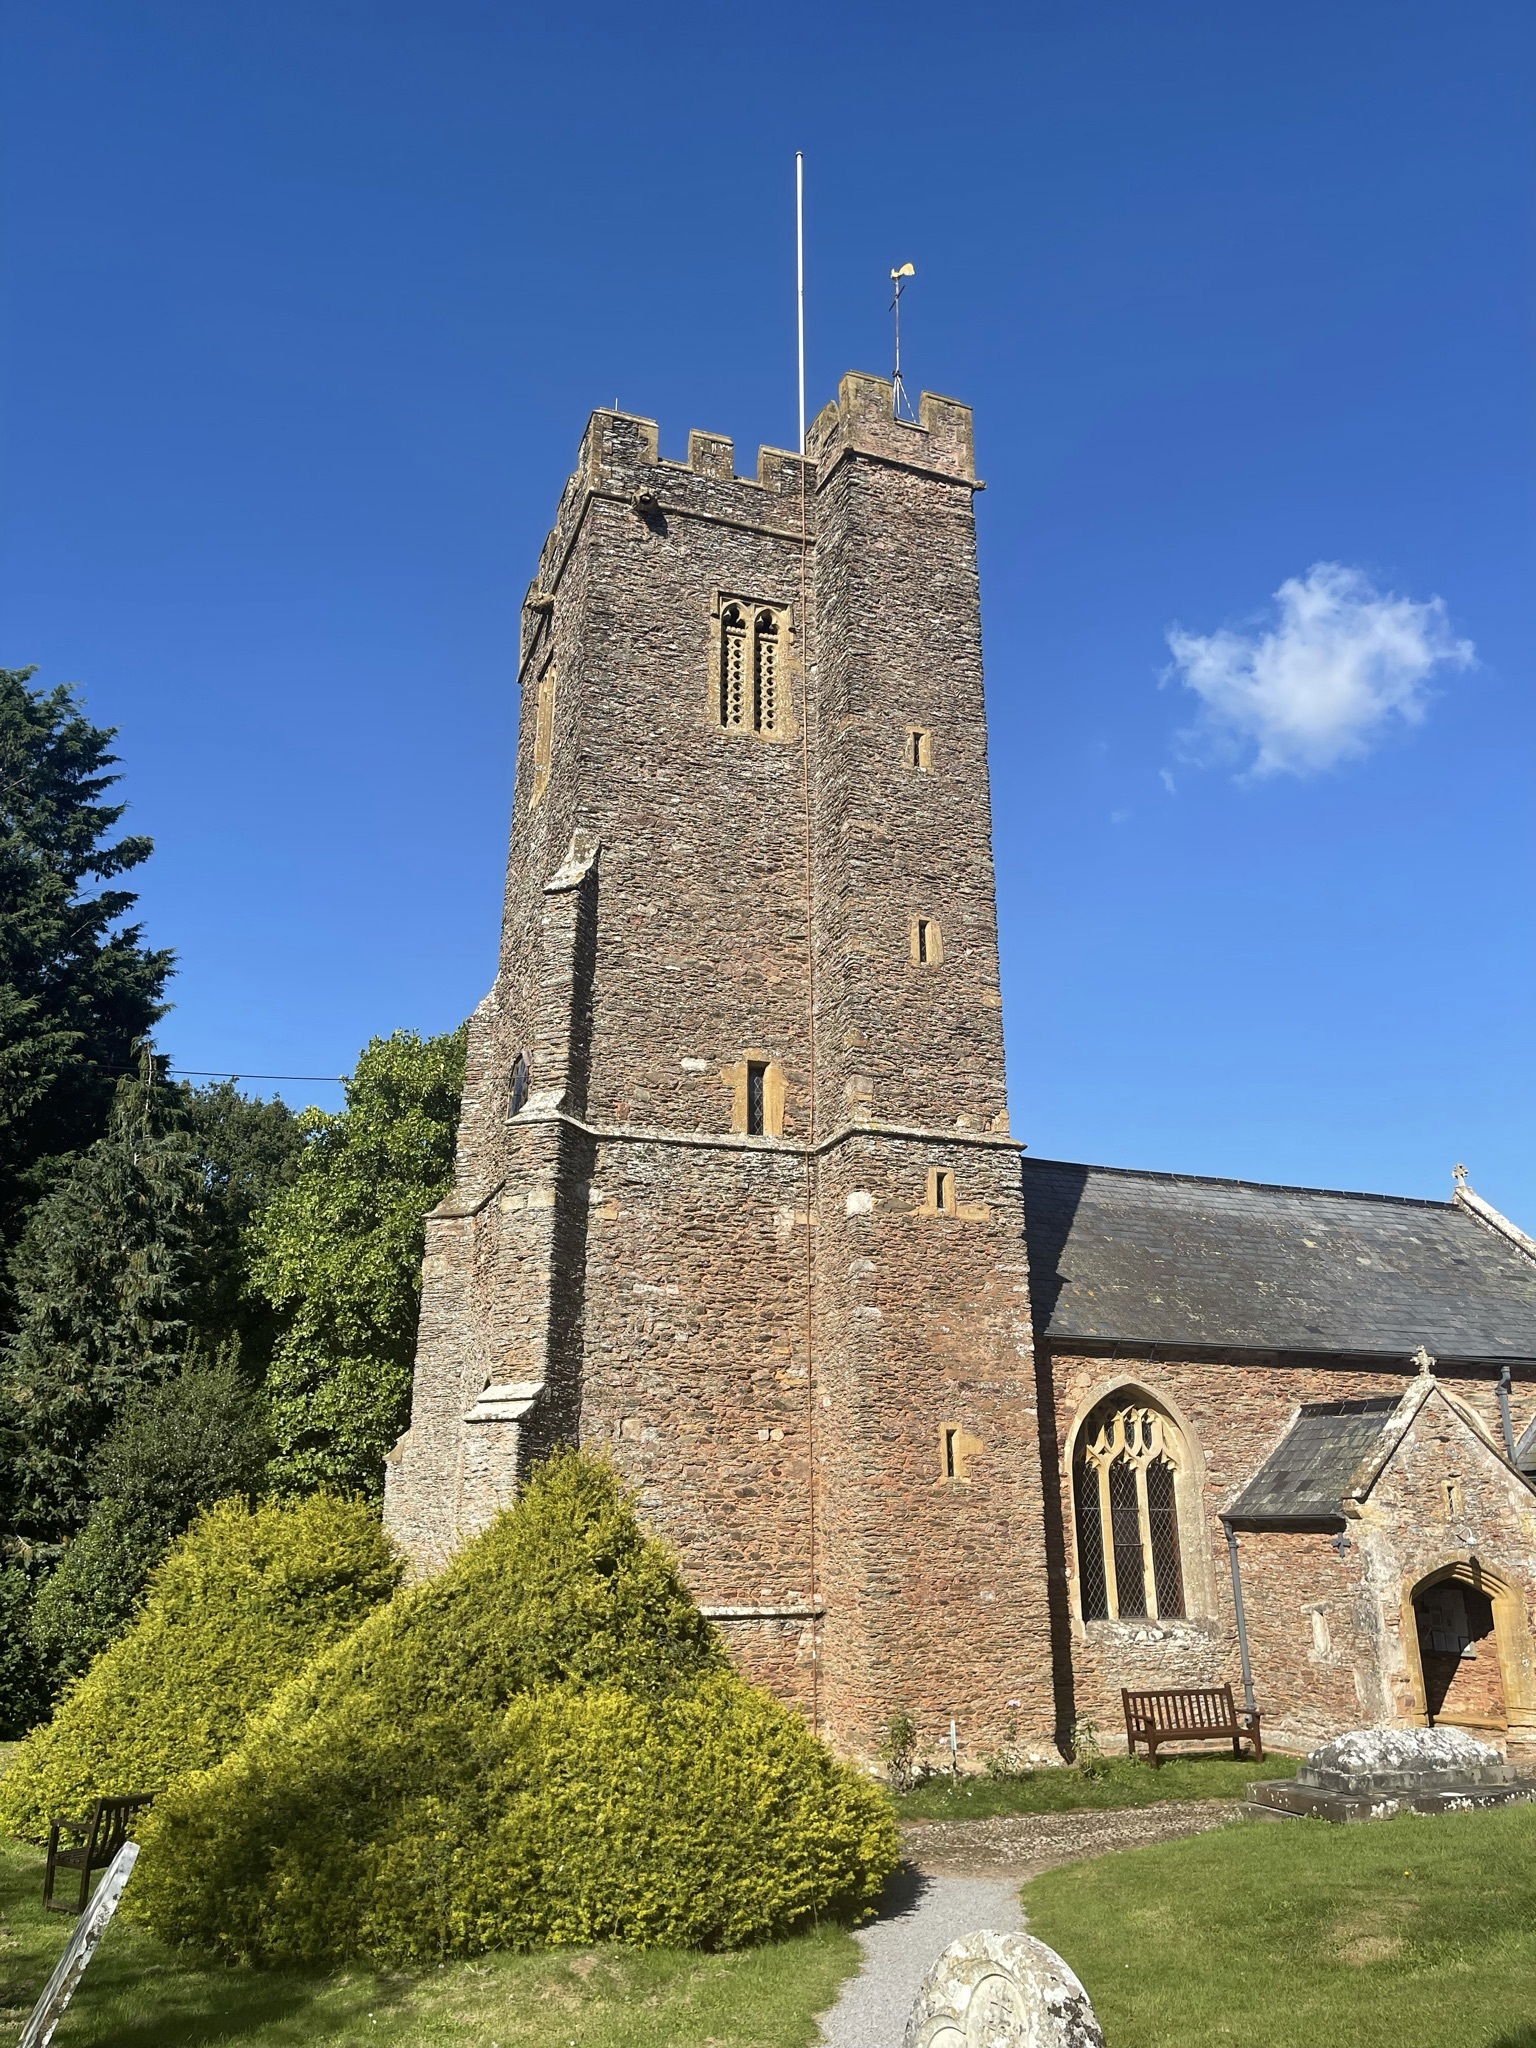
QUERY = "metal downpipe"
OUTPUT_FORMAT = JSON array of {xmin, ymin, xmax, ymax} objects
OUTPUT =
[{"xmin": 1223, "ymin": 1517, "xmax": 1257, "ymax": 1719}]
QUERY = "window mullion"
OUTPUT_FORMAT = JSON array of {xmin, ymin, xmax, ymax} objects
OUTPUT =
[
  {"xmin": 1135, "ymin": 1458, "xmax": 1158, "ymax": 1620},
  {"xmin": 1097, "ymin": 1456, "xmax": 1118, "ymax": 1619}
]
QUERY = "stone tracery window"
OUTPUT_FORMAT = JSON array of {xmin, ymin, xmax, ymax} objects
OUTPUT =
[
  {"xmin": 1073, "ymin": 1395, "xmax": 1186, "ymax": 1622},
  {"xmin": 717, "ymin": 599, "xmax": 788, "ymax": 736}
]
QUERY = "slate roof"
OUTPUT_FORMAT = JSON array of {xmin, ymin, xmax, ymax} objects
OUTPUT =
[
  {"xmin": 1224, "ymin": 1398, "xmax": 1402, "ymax": 1525},
  {"xmin": 1020, "ymin": 1159, "xmax": 1536, "ymax": 1361}
]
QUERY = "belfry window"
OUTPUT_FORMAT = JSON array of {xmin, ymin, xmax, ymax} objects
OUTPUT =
[
  {"xmin": 1073, "ymin": 1395, "xmax": 1186, "ymax": 1622},
  {"xmin": 718, "ymin": 599, "xmax": 789, "ymax": 736}
]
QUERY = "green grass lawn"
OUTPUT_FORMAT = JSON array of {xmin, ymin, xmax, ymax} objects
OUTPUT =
[
  {"xmin": 1024, "ymin": 1802, "xmax": 1536, "ymax": 2048},
  {"xmin": 0, "ymin": 1838, "xmax": 859, "ymax": 2048},
  {"xmin": 895, "ymin": 1751, "xmax": 1296, "ymax": 1820}
]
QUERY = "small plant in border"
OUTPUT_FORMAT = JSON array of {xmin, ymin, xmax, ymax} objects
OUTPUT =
[
  {"xmin": 1070, "ymin": 1715, "xmax": 1110, "ymax": 1780},
  {"xmin": 877, "ymin": 1710, "xmax": 920, "ymax": 1792}
]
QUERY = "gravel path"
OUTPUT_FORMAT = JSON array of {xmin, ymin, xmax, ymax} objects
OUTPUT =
[
  {"xmin": 816, "ymin": 1867, "xmax": 1024, "ymax": 2048},
  {"xmin": 900, "ymin": 1797, "xmax": 1243, "ymax": 1878},
  {"xmin": 816, "ymin": 1801, "xmax": 1241, "ymax": 2047}
]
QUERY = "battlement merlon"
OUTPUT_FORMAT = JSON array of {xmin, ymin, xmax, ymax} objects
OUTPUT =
[{"xmin": 806, "ymin": 372, "xmax": 976, "ymax": 486}]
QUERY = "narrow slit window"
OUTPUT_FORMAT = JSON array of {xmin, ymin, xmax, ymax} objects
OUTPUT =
[
  {"xmin": 908, "ymin": 728, "xmax": 932, "ymax": 771},
  {"xmin": 531, "ymin": 663, "xmax": 556, "ymax": 807},
  {"xmin": 508, "ymin": 1052, "xmax": 530, "ymax": 1118},
  {"xmin": 745, "ymin": 1059, "xmax": 768, "ymax": 1137},
  {"xmin": 943, "ymin": 1428, "xmax": 959, "ymax": 1480},
  {"xmin": 912, "ymin": 916, "xmax": 942, "ymax": 966},
  {"xmin": 930, "ymin": 1168, "xmax": 956, "ymax": 1214}
]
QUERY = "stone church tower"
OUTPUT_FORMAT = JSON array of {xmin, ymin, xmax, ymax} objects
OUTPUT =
[{"xmin": 385, "ymin": 372, "xmax": 1057, "ymax": 1756}]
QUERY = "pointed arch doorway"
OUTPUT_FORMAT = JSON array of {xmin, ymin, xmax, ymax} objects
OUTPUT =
[{"xmin": 1411, "ymin": 1564, "xmax": 1508, "ymax": 1734}]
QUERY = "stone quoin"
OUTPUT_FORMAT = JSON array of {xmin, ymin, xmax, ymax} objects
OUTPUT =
[{"xmin": 383, "ymin": 374, "xmax": 1536, "ymax": 1763}]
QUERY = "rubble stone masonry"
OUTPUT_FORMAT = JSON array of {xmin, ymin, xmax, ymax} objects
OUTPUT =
[{"xmin": 385, "ymin": 374, "xmax": 1056, "ymax": 1759}]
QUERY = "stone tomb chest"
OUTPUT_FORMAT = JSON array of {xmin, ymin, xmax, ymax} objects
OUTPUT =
[{"xmin": 1250, "ymin": 1726, "xmax": 1536, "ymax": 1823}]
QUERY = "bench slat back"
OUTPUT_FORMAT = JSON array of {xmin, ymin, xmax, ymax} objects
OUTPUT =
[{"xmin": 1123, "ymin": 1685, "xmax": 1237, "ymax": 1733}]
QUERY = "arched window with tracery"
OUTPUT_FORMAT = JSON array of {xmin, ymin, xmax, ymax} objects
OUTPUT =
[
  {"xmin": 720, "ymin": 604, "xmax": 748, "ymax": 729},
  {"xmin": 1073, "ymin": 1394, "xmax": 1186, "ymax": 1622},
  {"xmin": 717, "ymin": 598, "xmax": 789, "ymax": 736}
]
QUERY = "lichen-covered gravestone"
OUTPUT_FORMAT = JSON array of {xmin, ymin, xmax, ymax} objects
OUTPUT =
[
  {"xmin": 1249, "ymin": 1725, "xmax": 1536, "ymax": 1822},
  {"xmin": 903, "ymin": 1930, "xmax": 1105, "ymax": 2048}
]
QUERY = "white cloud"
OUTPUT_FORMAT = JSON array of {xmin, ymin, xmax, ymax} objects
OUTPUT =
[{"xmin": 1164, "ymin": 562, "xmax": 1474, "ymax": 778}]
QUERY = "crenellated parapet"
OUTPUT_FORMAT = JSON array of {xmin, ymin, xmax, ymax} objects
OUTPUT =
[
  {"xmin": 521, "ymin": 410, "xmax": 816, "ymax": 644},
  {"xmin": 806, "ymin": 371, "xmax": 976, "ymax": 485}
]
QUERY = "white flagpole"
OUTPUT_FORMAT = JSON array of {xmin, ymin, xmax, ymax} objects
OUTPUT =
[{"xmin": 795, "ymin": 152, "xmax": 806, "ymax": 454}]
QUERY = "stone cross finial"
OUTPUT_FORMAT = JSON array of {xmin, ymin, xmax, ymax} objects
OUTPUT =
[
  {"xmin": 1454, "ymin": 1162, "xmax": 1469, "ymax": 1187},
  {"xmin": 1412, "ymin": 1345, "xmax": 1436, "ymax": 1376}
]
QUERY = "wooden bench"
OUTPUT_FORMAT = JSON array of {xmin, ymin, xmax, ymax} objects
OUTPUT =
[
  {"xmin": 43, "ymin": 1794, "xmax": 154, "ymax": 1914},
  {"xmin": 1122, "ymin": 1685, "xmax": 1263, "ymax": 1767}
]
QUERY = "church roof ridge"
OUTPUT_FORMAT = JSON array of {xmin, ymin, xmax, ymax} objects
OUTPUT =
[{"xmin": 1020, "ymin": 1154, "xmax": 1457, "ymax": 1213}]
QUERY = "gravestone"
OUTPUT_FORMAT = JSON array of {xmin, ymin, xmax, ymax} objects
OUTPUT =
[
  {"xmin": 903, "ymin": 1929, "xmax": 1105, "ymax": 2048},
  {"xmin": 19, "ymin": 1840, "xmax": 138, "ymax": 2048},
  {"xmin": 1249, "ymin": 1725, "xmax": 1536, "ymax": 1823}
]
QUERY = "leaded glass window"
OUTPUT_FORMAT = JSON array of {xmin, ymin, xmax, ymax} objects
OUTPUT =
[{"xmin": 1072, "ymin": 1396, "xmax": 1187, "ymax": 1622}]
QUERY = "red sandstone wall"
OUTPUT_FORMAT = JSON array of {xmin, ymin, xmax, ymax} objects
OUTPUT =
[{"xmin": 1047, "ymin": 1348, "xmax": 1536, "ymax": 1752}]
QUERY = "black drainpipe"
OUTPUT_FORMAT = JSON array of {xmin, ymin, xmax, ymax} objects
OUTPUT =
[
  {"xmin": 1498, "ymin": 1364, "xmax": 1518, "ymax": 1465},
  {"xmin": 1222, "ymin": 1517, "xmax": 1257, "ymax": 1719}
]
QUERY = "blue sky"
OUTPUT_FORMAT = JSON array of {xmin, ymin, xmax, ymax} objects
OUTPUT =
[{"xmin": 5, "ymin": 0, "xmax": 1533, "ymax": 1216}]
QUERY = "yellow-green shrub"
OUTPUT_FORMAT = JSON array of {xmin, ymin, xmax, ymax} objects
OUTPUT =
[
  {"xmin": 130, "ymin": 1453, "xmax": 898, "ymax": 1965},
  {"xmin": 0, "ymin": 1494, "xmax": 400, "ymax": 1844}
]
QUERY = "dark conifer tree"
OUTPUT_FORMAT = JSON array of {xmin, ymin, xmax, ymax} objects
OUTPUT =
[
  {"xmin": 0, "ymin": 667, "xmax": 172, "ymax": 1259},
  {"xmin": 30, "ymin": 1349, "xmax": 272, "ymax": 1684},
  {"xmin": 0, "ymin": 1050, "xmax": 202, "ymax": 1542}
]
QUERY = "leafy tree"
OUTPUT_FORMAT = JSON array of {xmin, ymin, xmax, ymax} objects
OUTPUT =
[
  {"xmin": 254, "ymin": 1028, "xmax": 466, "ymax": 1497},
  {"xmin": 0, "ymin": 668, "xmax": 171, "ymax": 1258},
  {"xmin": 0, "ymin": 1050, "xmax": 202, "ymax": 1541},
  {"xmin": 179, "ymin": 1082, "xmax": 303, "ymax": 1370},
  {"xmin": 29, "ymin": 1350, "xmax": 272, "ymax": 1684}
]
